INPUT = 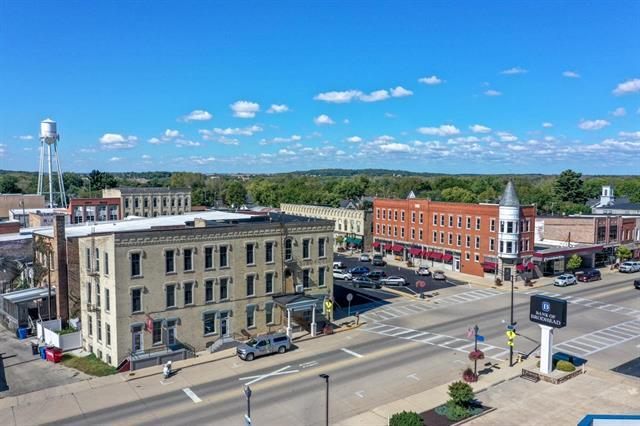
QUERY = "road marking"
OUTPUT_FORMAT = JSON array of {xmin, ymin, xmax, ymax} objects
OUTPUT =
[
  {"xmin": 160, "ymin": 380, "xmax": 174, "ymax": 385},
  {"xmin": 299, "ymin": 360, "xmax": 319, "ymax": 368},
  {"xmin": 555, "ymin": 319, "xmax": 640, "ymax": 356},
  {"xmin": 239, "ymin": 365, "xmax": 300, "ymax": 386},
  {"xmin": 183, "ymin": 388, "xmax": 202, "ymax": 403},
  {"xmin": 407, "ymin": 374, "xmax": 420, "ymax": 381},
  {"xmin": 401, "ymin": 332, "xmax": 429, "ymax": 340},
  {"xmin": 341, "ymin": 348, "xmax": 364, "ymax": 358},
  {"xmin": 355, "ymin": 390, "xmax": 366, "ymax": 398}
]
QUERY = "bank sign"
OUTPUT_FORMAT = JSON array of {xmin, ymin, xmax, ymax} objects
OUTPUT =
[{"xmin": 530, "ymin": 295, "xmax": 567, "ymax": 328}]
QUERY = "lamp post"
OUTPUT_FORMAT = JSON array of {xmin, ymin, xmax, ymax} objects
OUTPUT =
[
  {"xmin": 509, "ymin": 270, "xmax": 515, "ymax": 367},
  {"xmin": 243, "ymin": 385, "xmax": 252, "ymax": 424},
  {"xmin": 319, "ymin": 374, "xmax": 329, "ymax": 426},
  {"xmin": 473, "ymin": 324, "xmax": 479, "ymax": 377}
]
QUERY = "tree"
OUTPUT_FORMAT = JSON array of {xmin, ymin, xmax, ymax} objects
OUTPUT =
[
  {"xmin": 554, "ymin": 170, "xmax": 587, "ymax": 204},
  {"xmin": 447, "ymin": 381, "xmax": 475, "ymax": 407},
  {"xmin": 389, "ymin": 411, "xmax": 423, "ymax": 426},
  {"xmin": 223, "ymin": 180, "xmax": 247, "ymax": 207},
  {"xmin": 441, "ymin": 187, "xmax": 477, "ymax": 203},
  {"xmin": 0, "ymin": 174, "xmax": 21, "ymax": 193},
  {"xmin": 566, "ymin": 254, "xmax": 582, "ymax": 272},
  {"xmin": 88, "ymin": 170, "xmax": 117, "ymax": 192},
  {"xmin": 616, "ymin": 246, "xmax": 632, "ymax": 262}
]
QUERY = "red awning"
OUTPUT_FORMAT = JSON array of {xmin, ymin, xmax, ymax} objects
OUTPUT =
[
  {"xmin": 372, "ymin": 242, "xmax": 381, "ymax": 248},
  {"xmin": 384, "ymin": 243, "xmax": 393, "ymax": 250},
  {"xmin": 483, "ymin": 262, "xmax": 497, "ymax": 269},
  {"xmin": 516, "ymin": 264, "xmax": 526, "ymax": 272},
  {"xmin": 527, "ymin": 263, "xmax": 535, "ymax": 271},
  {"xmin": 409, "ymin": 247, "xmax": 422, "ymax": 255},
  {"xmin": 392, "ymin": 245, "xmax": 404, "ymax": 252},
  {"xmin": 442, "ymin": 254, "xmax": 453, "ymax": 262},
  {"xmin": 430, "ymin": 252, "xmax": 443, "ymax": 260}
]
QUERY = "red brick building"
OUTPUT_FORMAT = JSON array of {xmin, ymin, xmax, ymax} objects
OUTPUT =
[
  {"xmin": 372, "ymin": 182, "xmax": 536, "ymax": 278},
  {"xmin": 68, "ymin": 198, "xmax": 121, "ymax": 224}
]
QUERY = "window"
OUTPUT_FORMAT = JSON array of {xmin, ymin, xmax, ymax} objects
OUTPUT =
[
  {"xmin": 500, "ymin": 241, "xmax": 504, "ymax": 253},
  {"xmin": 411, "ymin": 212, "xmax": 416, "ymax": 223},
  {"xmin": 205, "ymin": 279, "xmax": 214, "ymax": 302},
  {"xmin": 457, "ymin": 216, "xmax": 462, "ymax": 228},
  {"xmin": 247, "ymin": 306, "xmax": 256, "ymax": 328},
  {"xmin": 433, "ymin": 231, "xmax": 437, "ymax": 243},
  {"xmin": 86, "ymin": 248, "xmax": 91, "ymax": 270},
  {"xmin": 609, "ymin": 224, "xmax": 618, "ymax": 241},
  {"xmin": 246, "ymin": 275, "xmax": 255, "ymax": 296},
  {"xmin": 465, "ymin": 252, "xmax": 471, "ymax": 261},
  {"xmin": 474, "ymin": 254, "xmax": 480, "ymax": 263},
  {"xmin": 124, "ymin": 199, "xmax": 129, "ymax": 209},
  {"xmin": 475, "ymin": 236, "xmax": 480, "ymax": 249},
  {"xmin": 302, "ymin": 239, "xmax": 310, "ymax": 259},
  {"xmin": 490, "ymin": 219, "xmax": 496, "ymax": 232},
  {"xmin": 376, "ymin": 208, "xmax": 380, "ymax": 219},
  {"xmin": 476, "ymin": 217, "xmax": 481, "ymax": 230},
  {"xmin": 507, "ymin": 221, "xmax": 514, "ymax": 233},
  {"xmin": 285, "ymin": 239, "xmax": 293, "ymax": 261},
  {"xmin": 151, "ymin": 320, "xmax": 162, "ymax": 345},
  {"xmin": 165, "ymin": 250, "xmax": 175, "ymax": 273},
  {"xmin": 394, "ymin": 210, "xmax": 398, "ymax": 221},
  {"xmin": 506, "ymin": 241, "xmax": 513, "ymax": 253},
  {"xmin": 466, "ymin": 217, "xmax": 471, "ymax": 229},
  {"xmin": 382, "ymin": 209, "xmax": 386, "ymax": 219},
  {"xmin": 266, "ymin": 242, "xmax": 274, "ymax": 263},
  {"xmin": 466, "ymin": 235, "xmax": 471, "ymax": 248},
  {"xmin": 500, "ymin": 221, "xmax": 505, "ymax": 233},
  {"xmin": 131, "ymin": 253, "xmax": 140, "ymax": 277},
  {"xmin": 419, "ymin": 212, "xmax": 423, "ymax": 224},
  {"xmin": 105, "ymin": 288, "xmax": 110, "ymax": 311},
  {"xmin": 303, "ymin": 269, "xmax": 311, "ymax": 288},
  {"xmin": 382, "ymin": 224, "xmax": 386, "ymax": 235},
  {"xmin": 105, "ymin": 252, "xmax": 109, "ymax": 275},
  {"xmin": 401, "ymin": 211, "xmax": 405, "ymax": 221},
  {"xmin": 219, "ymin": 245, "xmax": 229, "ymax": 267},
  {"xmin": 96, "ymin": 284, "xmax": 101, "ymax": 308},
  {"xmin": 489, "ymin": 238, "xmax": 495, "ymax": 251},
  {"xmin": 449, "ymin": 215, "xmax": 453, "ymax": 227},
  {"xmin": 220, "ymin": 278, "xmax": 229, "ymax": 300},
  {"xmin": 203, "ymin": 312, "xmax": 216, "ymax": 335},
  {"xmin": 131, "ymin": 288, "xmax": 142, "ymax": 313},
  {"xmin": 166, "ymin": 284, "xmax": 176, "ymax": 308},
  {"xmin": 433, "ymin": 213, "xmax": 438, "ymax": 225},
  {"xmin": 205, "ymin": 247, "xmax": 213, "ymax": 269},
  {"xmin": 246, "ymin": 243, "xmax": 255, "ymax": 265},
  {"xmin": 400, "ymin": 227, "xmax": 405, "ymax": 238},
  {"xmin": 265, "ymin": 272, "xmax": 274, "ymax": 294},
  {"xmin": 411, "ymin": 228, "xmax": 415, "ymax": 239},
  {"xmin": 440, "ymin": 214, "xmax": 445, "ymax": 226},
  {"xmin": 457, "ymin": 234, "xmax": 462, "ymax": 246},
  {"xmin": 440, "ymin": 232, "xmax": 445, "ymax": 244},
  {"xmin": 418, "ymin": 229, "xmax": 423, "ymax": 240},
  {"xmin": 525, "ymin": 239, "xmax": 530, "ymax": 251},
  {"xmin": 183, "ymin": 248, "xmax": 193, "ymax": 271},
  {"xmin": 265, "ymin": 303, "xmax": 274, "ymax": 324},
  {"xmin": 184, "ymin": 282, "xmax": 193, "ymax": 305},
  {"xmin": 106, "ymin": 323, "xmax": 111, "ymax": 346},
  {"xmin": 318, "ymin": 267, "xmax": 326, "ymax": 287},
  {"xmin": 525, "ymin": 219, "xmax": 531, "ymax": 232},
  {"xmin": 87, "ymin": 282, "xmax": 92, "ymax": 305},
  {"xmin": 88, "ymin": 316, "xmax": 93, "ymax": 337},
  {"xmin": 318, "ymin": 238, "xmax": 326, "ymax": 257},
  {"xmin": 95, "ymin": 248, "xmax": 100, "ymax": 272},
  {"xmin": 394, "ymin": 226, "xmax": 398, "ymax": 237},
  {"xmin": 97, "ymin": 319, "xmax": 102, "ymax": 341},
  {"xmin": 448, "ymin": 233, "xmax": 453, "ymax": 245},
  {"xmin": 376, "ymin": 224, "xmax": 380, "ymax": 234},
  {"xmin": 134, "ymin": 198, "xmax": 139, "ymax": 209}
]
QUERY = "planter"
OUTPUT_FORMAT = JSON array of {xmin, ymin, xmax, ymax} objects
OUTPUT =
[
  {"xmin": 468, "ymin": 350, "xmax": 485, "ymax": 361},
  {"xmin": 462, "ymin": 372, "xmax": 478, "ymax": 383}
]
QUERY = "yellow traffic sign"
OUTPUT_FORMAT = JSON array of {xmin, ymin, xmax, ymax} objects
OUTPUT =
[
  {"xmin": 507, "ymin": 340, "xmax": 515, "ymax": 347},
  {"xmin": 506, "ymin": 330, "xmax": 516, "ymax": 339},
  {"xmin": 324, "ymin": 300, "xmax": 333, "ymax": 311}
]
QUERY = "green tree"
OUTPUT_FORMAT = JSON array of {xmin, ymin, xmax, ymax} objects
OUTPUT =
[
  {"xmin": 566, "ymin": 254, "xmax": 582, "ymax": 272},
  {"xmin": 554, "ymin": 170, "xmax": 587, "ymax": 204},
  {"xmin": 616, "ymin": 246, "xmax": 632, "ymax": 262},
  {"xmin": 223, "ymin": 180, "xmax": 247, "ymax": 207},
  {"xmin": 389, "ymin": 411, "xmax": 423, "ymax": 426},
  {"xmin": 0, "ymin": 175, "xmax": 21, "ymax": 193},
  {"xmin": 441, "ymin": 187, "xmax": 477, "ymax": 203},
  {"xmin": 88, "ymin": 170, "xmax": 117, "ymax": 193},
  {"xmin": 448, "ymin": 381, "xmax": 475, "ymax": 407}
]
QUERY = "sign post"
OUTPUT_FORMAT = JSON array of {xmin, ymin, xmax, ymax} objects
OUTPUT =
[
  {"xmin": 416, "ymin": 280, "xmax": 426, "ymax": 299},
  {"xmin": 346, "ymin": 293, "xmax": 353, "ymax": 317},
  {"xmin": 530, "ymin": 295, "xmax": 567, "ymax": 375}
]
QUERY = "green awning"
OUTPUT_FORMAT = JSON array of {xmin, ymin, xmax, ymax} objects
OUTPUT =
[{"xmin": 345, "ymin": 237, "xmax": 363, "ymax": 245}]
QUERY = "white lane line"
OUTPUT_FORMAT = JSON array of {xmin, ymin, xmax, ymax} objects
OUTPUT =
[
  {"xmin": 390, "ymin": 329, "xmax": 416, "ymax": 337},
  {"xmin": 183, "ymin": 388, "xmax": 202, "ymax": 403},
  {"xmin": 355, "ymin": 390, "xmax": 365, "ymax": 398},
  {"xmin": 442, "ymin": 339, "xmax": 466, "ymax": 347},
  {"xmin": 421, "ymin": 334, "xmax": 450, "ymax": 343},
  {"xmin": 407, "ymin": 373, "xmax": 420, "ymax": 381},
  {"xmin": 570, "ymin": 339, "xmax": 603, "ymax": 350},
  {"xmin": 239, "ymin": 365, "xmax": 300, "ymax": 386},
  {"xmin": 402, "ymin": 332, "xmax": 429, "ymax": 340},
  {"xmin": 610, "ymin": 307, "xmax": 625, "ymax": 312},
  {"xmin": 341, "ymin": 348, "xmax": 364, "ymax": 358},
  {"xmin": 587, "ymin": 334, "xmax": 619, "ymax": 344}
]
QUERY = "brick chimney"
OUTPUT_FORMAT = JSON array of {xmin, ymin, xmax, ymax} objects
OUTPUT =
[{"xmin": 53, "ymin": 213, "xmax": 69, "ymax": 322}]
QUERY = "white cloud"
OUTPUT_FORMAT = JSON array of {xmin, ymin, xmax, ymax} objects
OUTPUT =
[
  {"xmin": 359, "ymin": 89, "xmax": 390, "ymax": 102},
  {"xmin": 390, "ymin": 86, "xmax": 413, "ymax": 97},
  {"xmin": 314, "ymin": 114, "xmax": 335, "ymax": 125},
  {"xmin": 417, "ymin": 125, "xmax": 460, "ymax": 136},
  {"xmin": 380, "ymin": 143, "xmax": 412, "ymax": 153},
  {"xmin": 0, "ymin": 144, "xmax": 6, "ymax": 157},
  {"xmin": 346, "ymin": 136, "xmax": 363, "ymax": 143},
  {"xmin": 175, "ymin": 140, "xmax": 202, "ymax": 147},
  {"xmin": 267, "ymin": 104, "xmax": 290, "ymax": 114},
  {"xmin": 578, "ymin": 119, "xmax": 611, "ymax": 130},
  {"xmin": 108, "ymin": 156, "xmax": 123, "ymax": 162},
  {"xmin": 278, "ymin": 148, "xmax": 296, "ymax": 156},
  {"xmin": 230, "ymin": 100, "xmax": 260, "ymax": 118},
  {"xmin": 619, "ymin": 131, "xmax": 640, "ymax": 139},
  {"xmin": 259, "ymin": 135, "xmax": 302, "ymax": 145},
  {"xmin": 562, "ymin": 70, "xmax": 581, "ymax": 79},
  {"xmin": 612, "ymin": 78, "xmax": 640, "ymax": 96},
  {"xmin": 200, "ymin": 125, "xmax": 263, "ymax": 137},
  {"xmin": 141, "ymin": 154, "xmax": 151, "ymax": 160},
  {"xmin": 18, "ymin": 135, "xmax": 34, "ymax": 140},
  {"xmin": 470, "ymin": 124, "xmax": 491, "ymax": 133},
  {"xmin": 418, "ymin": 75, "xmax": 443, "ymax": 85},
  {"xmin": 164, "ymin": 129, "xmax": 182, "ymax": 139},
  {"xmin": 180, "ymin": 109, "xmax": 213, "ymax": 122},
  {"xmin": 496, "ymin": 131, "xmax": 518, "ymax": 142},
  {"xmin": 501, "ymin": 67, "xmax": 527, "ymax": 75},
  {"xmin": 190, "ymin": 156, "xmax": 216, "ymax": 165},
  {"xmin": 484, "ymin": 89, "xmax": 502, "ymax": 96},
  {"xmin": 343, "ymin": 118, "xmax": 350, "ymax": 124},
  {"xmin": 147, "ymin": 137, "xmax": 162, "ymax": 145},
  {"xmin": 99, "ymin": 133, "xmax": 137, "ymax": 149},
  {"xmin": 542, "ymin": 122, "xmax": 553, "ymax": 128},
  {"xmin": 336, "ymin": 150, "xmax": 346, "ymax": 156},
  {"xmin": 216, "ymin": 137, "xmax": 240, "ymax": 146},
  {"xmin": 611, "ymin": 107, "xmax": 627, "ymax": 117},
  {"xmin": 314, "ymin": 90, "xmax": 362, "ymax": 103},
  {"xmin": 384, "ymin": 112, "xmax": 396, "ymax": 118}
]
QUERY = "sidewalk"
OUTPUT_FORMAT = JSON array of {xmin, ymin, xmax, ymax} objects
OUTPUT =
[{"xmin": 335, "ymin": 357, "xmax": 538, "ymax": 426}]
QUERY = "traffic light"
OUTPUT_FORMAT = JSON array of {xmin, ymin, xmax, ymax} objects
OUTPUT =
[{"xmin": 506, "ymin": 330, "xmax": 516, "ymax": 347}]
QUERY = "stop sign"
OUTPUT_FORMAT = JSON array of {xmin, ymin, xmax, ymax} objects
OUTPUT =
[{"xmin": 416, "ymin": 280, "xmax": 427, "ymax": 288}]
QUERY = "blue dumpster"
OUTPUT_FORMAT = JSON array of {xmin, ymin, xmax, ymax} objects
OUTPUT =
[
  {"xmin": 17, "ymin": 327, "xmax": 28, "ymax": 340},
  {"xmin": 39, "ymin": 346, "xmax": 47, "ymax": 360}
]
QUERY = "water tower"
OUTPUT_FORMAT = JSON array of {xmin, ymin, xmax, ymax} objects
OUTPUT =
[{"xmin": 37, "ymin": 119, "xmax": 67, "ymax": 208}]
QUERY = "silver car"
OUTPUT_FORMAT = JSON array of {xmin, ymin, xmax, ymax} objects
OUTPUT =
[
  {"xmin": 620, "ymin": 261, "xmax": 640, "ymax": 273},
  {"xmin": 554, "ymin": 274, "xmax": 577, "ymax": 287},
  {"xmin": 381, "ymin": 276, "xmax": 407, "ymax": 286},
  {"xmin": 237, "ymin": 333, "xmax": 291, "ymax": 361}
]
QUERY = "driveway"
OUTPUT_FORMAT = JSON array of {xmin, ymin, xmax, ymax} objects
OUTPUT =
[{"xmin": 0, "ymin": 327, "xmax": 90, "ymax": 397}]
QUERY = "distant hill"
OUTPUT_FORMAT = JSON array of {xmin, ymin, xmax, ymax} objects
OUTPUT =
[{"xmin": 285, "ymin": 168, "xmax": 443, "ymax": 177}]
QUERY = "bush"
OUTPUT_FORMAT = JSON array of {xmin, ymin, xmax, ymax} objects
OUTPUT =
[
  {"xmin": 462, "ymin": 368, "xmax": 478, "ymax": 382},
  {"xmin": 494, "ymin": 277, "xmax": 502, "ymax": 286},
  {"xmin": 556, "ymin": 360, "xmax": 576, "ymax": 372},
  {"xmin": 448, "ymin": 381, "xmax": 475, "ymax": 407},
  {"xmin": 389, "ymin": 411, "xmax": 423, "ymax": 426},
  {"xmin": 444, "ymin": 401, "xmax": 470, "ymax": 421},
  {"xmin": 468, "ymin": 350, "xmax": 485, "ymax": 361}
]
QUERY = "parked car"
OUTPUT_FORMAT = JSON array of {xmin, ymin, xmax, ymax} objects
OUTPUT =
[
  {"xmin": 349, "ymin": 266, "xmax": 370, "ymax": 276},
  {"xmin": 619, "ymin": 261, "xmax": 640, "ymax": 273},
  {"xmin": 352, "ymin": 276, "xmax": 382, "ymax": 289},
  {"xmin": 359, "ymin": 253, "xmax": 371, "ymax": 262},
  {"xmin": 433, "ymin": 270, "xmax": 446, "ymax": 280},
  {"xmin": 333, "ymin": 261, "xmax": 347, "ymax": 270},
  {"xmin": 577, "ymin": 269, "xmax": 601, "ymax": 282},
  {"xmin": 634, "ymin": 279, "xmax": 640, "ymax": 290},
  {"xmin": 416, "ymin": 266, "xmax": 430, "ymax": 276},
  {"xmin": 236, "ymin": 333, "xmax": 291, "ymax": 361},
  {"xmin": 366, "ymin": 270, "xmax": 387, "ymax": 281},
  {"xmin": 381, "ymin": 276, "xmax": 407, "ymax": 286},
  {"xmin": 333, "ymin": 270, "xmax": 353, "ymax": 280},
  {"xmin": 554, "ymin": 274, "xmax": 577, "ymax": 287},
  {"xmin": 372, "ymin": 254, "xmax": 386, "ymax": 266}
]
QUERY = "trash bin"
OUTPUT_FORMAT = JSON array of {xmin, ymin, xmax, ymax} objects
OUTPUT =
[
  {"xmin": 39, "ymin": 346, "xmax": 47, "ymax": 360},
  {"xmin": 30, "ymin": 340, "xmax": 39, "ymax": 355},
  {"xmin": 17, "ymin": 327, "xmax": 28, "ymax": 340}
]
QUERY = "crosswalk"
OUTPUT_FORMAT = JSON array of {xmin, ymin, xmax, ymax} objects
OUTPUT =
[
  {"xmin": 554, "ymin": 319, "xmax": 640, "ymax": 357},
  {"xmin": 360, "ymin": 289, "xmax": 502, "ymax": 323},
  {"xmin": 523, "ymin": 290, "xmax": 640, "ymax": 318},
  {"xmin": 362, "ymin": 323, "xmax": 510, "ymax": 361}
]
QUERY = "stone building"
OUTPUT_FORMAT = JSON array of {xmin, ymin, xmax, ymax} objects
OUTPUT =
[
  {"xmin": 0, "ymin": 194, "xmax": 45, "ymax": 219},
  {"xmin": 102, "ymin": 187, "xmax": 191, "ymax": 218},
  {"xmin": 68, "ymin": 198, "xmax": 121, "ymax": 224},
  {"xmin": 280, "ymin": 203, "xmax": 372, "ymax": 250}
]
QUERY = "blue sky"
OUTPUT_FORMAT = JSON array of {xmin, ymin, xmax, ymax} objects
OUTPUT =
[{"xmin": 1, "ymin": 1, "xmax": 639, "ymax": 174}]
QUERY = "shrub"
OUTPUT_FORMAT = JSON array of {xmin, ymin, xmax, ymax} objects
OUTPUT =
[
  {"xmin": 556, "ymin": 360, "xmax": 576, "ymax": 372},
  {"xmin": 494, "ymin": 277, "xmax": 502, "ymax": 286},
  {"xmin": 389, "ymin": 411, "xmax": 423, "ymax": 426},
  {"xmin": 468, "ymin": 350, "xmax": 485, "ymax": 361},
  {"xmin": 448, "ymin": 381, "xmax": 475, "ymax": 407},
  {"xmin": 444, "ymin": 401, "xmax": 470, "ymax": 421},
  {"xmin": 462, "ymin": 368, "xmax": 478, "ymax": 383}
]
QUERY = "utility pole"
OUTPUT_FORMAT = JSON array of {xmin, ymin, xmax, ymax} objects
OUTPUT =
[
  {"xmin": 243, "ymin": 385, "xmax": 252, "ymax": 425},
  {"xmin": 319, "ymin": 374, "xmax": 329, "ymax": 426},
  {"xmin": 509, "ymin": 271, "xmax": 514, "ymax": 367}
]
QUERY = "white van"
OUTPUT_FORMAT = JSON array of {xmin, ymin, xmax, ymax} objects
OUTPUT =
[{"xmin": 333, "ymin": 261, "xmax": 346, "ymax": 270}]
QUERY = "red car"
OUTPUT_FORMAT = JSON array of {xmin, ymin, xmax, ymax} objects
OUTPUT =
[{"xmin": 577, "ymin": 269, "xmax": 601, "ymax": 282}]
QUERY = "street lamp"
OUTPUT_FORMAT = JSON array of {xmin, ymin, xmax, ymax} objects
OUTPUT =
[
  {"xmin": 318, "ymin": 374, "xmax": 329, "ymax": 426},
  {"xmin": 243, "ymin": 385, "xmax": 252, "ymax": 424}
]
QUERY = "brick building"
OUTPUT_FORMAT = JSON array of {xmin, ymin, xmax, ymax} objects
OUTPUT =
[
  {"xmin": 102, "ymin": 187, "xmax": 191, "ymax": 218},
  {"xmin": 68, "ymin": 198, "xmax": 121, "ymax": 224},
  {"xmin": 372, "ymin": 182, "xmax": 536, "ymax": 279}
]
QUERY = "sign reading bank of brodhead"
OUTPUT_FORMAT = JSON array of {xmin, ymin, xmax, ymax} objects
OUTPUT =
[{"xmin": 530, "ymin": 295, "xmax": 567, "ymax": 328}]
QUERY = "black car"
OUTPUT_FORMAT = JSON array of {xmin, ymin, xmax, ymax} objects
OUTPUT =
[
  {"xmin": 577, "ymin": 269, "xmax": 601, "ymax": 282},
  {"xmin": 366, "ymin": 270, "xmax": 387, "ymax": 281},
  {"xmin": 372, "ymin": 254, "xmax": 386, "ymax": 266},
  {"xmin": 635, "ymin": 279, "xmax": 640, "ymax": 290},
  {"xmin": 352, "ymin": 276, "xmax": 382, "ymax": 289}
]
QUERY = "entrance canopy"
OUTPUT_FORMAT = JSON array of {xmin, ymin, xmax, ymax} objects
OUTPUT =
[{"xmin": 273, "ymin": 294, "xmax": 324, "ymax": 312}]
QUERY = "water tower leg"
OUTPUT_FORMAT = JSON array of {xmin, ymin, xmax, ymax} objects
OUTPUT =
[{"xmin": 47, "ymin": 144, "xmax": 54, "ymax": 207}]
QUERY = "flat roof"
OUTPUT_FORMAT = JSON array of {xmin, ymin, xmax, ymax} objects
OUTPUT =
[
  {"xmin": 1, "ymin": 287, "xmax": 56, "ymax": 304},
  {"xmin": 9, "ymin": 208, "xmax": 66, "ymax": 215},
  {"xmin": 113, "ymin": 187, "xmax": 191, "ymax": 194}
]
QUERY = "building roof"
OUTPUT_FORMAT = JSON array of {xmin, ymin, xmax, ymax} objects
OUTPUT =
[
  {"xmin": 1, "ymin": 287, "xmax": 56, "ymax": 304},
  {"xmin": 596, "ymin": 202, "xmax": 640, "ymax": 211},
  {"xmin": 9, "ymin": 208, "xmax": 66, "ymax": 215},
  {"xmin": 115, "ymin": 187, "xmax": 191, "ymax": 194},
  {"xmin": 499, "ymin": 181, "xmax": 520, "ymax": 207}
]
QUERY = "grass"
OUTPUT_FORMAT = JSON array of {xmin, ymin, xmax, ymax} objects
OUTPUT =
[{"xmin": 61, "ymin": 353, "xmax": 118, "ymax": 376}]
